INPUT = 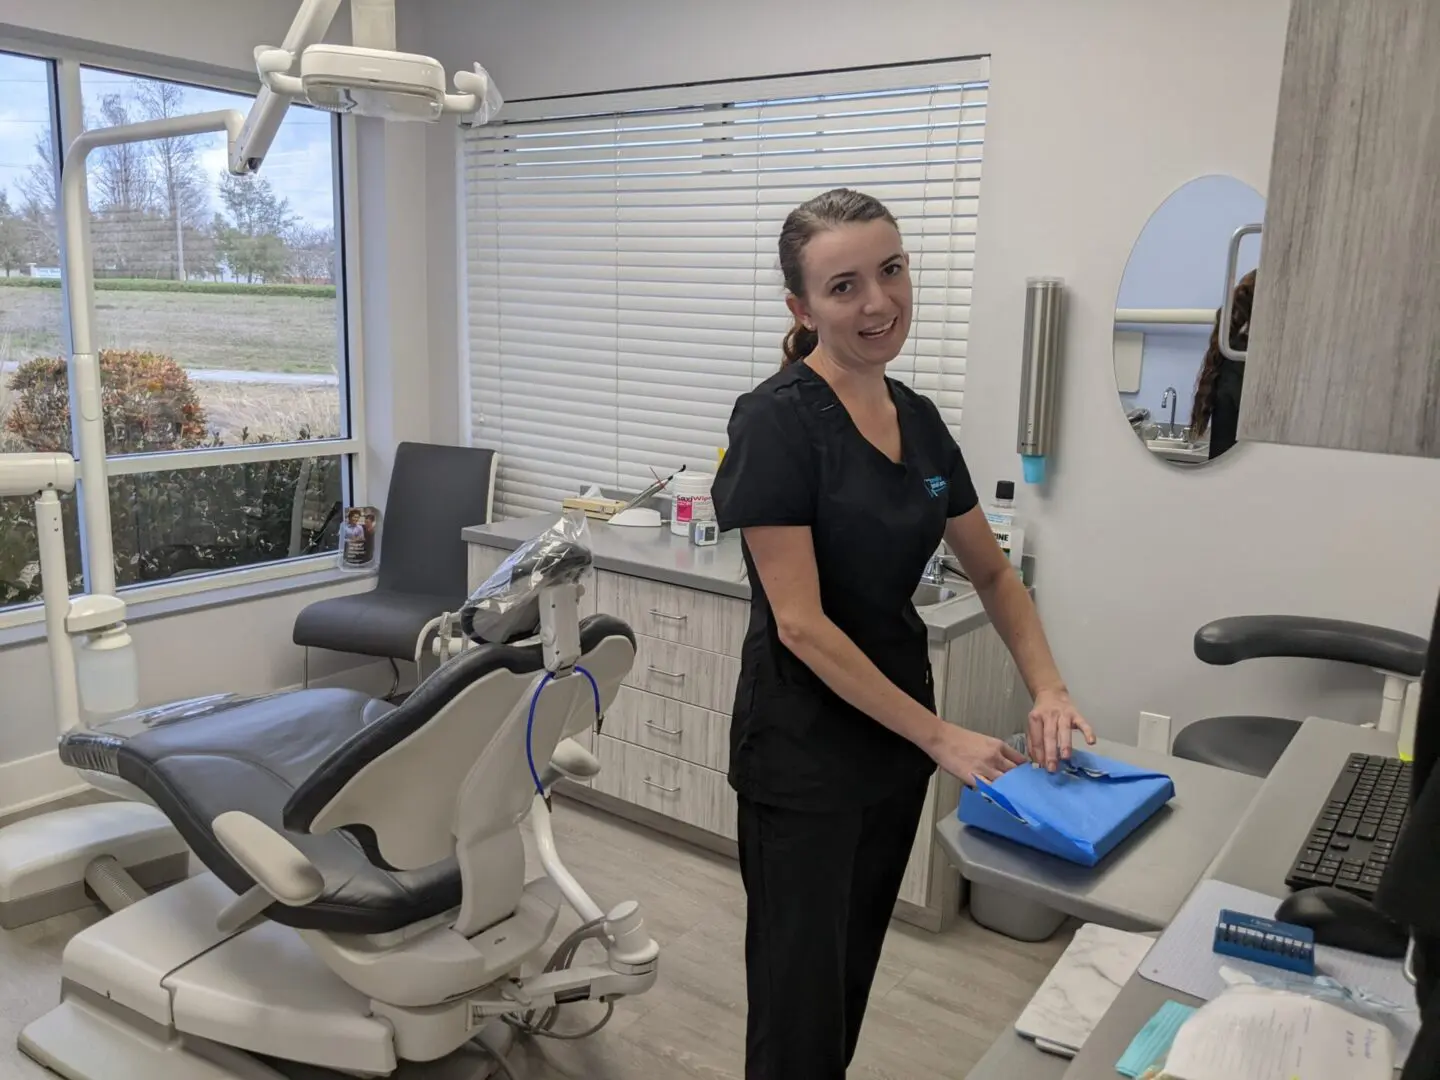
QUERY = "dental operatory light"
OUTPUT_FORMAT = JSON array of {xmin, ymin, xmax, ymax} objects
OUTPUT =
[
  {"xmin": 231, "ymin": 0, "xmax": 502, "ymax": 174},
  {"xmin": 253, "ymin": 44, "xmax": 503, "ymax": 124}
]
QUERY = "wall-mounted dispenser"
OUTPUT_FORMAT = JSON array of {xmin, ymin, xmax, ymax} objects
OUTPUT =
[{"xmin": 1017, "ymin": 277, "xmax": 1065, "ymax": 484}]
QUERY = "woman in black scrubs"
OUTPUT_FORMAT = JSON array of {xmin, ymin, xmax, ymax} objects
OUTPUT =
[{"xmin": 712, "ymin": 188, "xmax": 1096, "ymax": 1080}]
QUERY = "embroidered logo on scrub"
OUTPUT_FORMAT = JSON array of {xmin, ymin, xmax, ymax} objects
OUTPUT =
[{"xmin": 924, "ymin": 476, "xmax": 948, "ymax": 498}]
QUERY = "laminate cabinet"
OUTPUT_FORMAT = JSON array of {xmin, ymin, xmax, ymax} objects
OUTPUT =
[
  {"xmin": 466, "ymin": 537, "xmax": 1031, "ymax": 932},
  {"xmin": 1240, "ymin": 0, "xmax": 1440, "ymax": 458}
]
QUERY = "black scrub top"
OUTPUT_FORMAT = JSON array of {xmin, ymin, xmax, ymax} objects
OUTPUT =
[{"xmin": 712, "ymin": 362, "xmax": 980, "ymax": 812}]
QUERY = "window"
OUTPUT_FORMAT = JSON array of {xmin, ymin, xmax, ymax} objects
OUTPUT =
[
  {"xmin": 461, "ymin": 58, "xmax": 987, "ymax": 518},
  {"xmin": 0, "ymin": 45, "xmax": 357, "ymax": 616}
]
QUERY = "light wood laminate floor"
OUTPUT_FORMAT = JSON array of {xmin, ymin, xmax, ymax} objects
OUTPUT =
[{"xmin": 0, "ymin": 795, "xmax": 1072, "ymax": 1079}]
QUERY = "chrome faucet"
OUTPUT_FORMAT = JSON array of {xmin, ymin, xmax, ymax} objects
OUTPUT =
[
  {"xmin": 1160, "ymin": 386, "xmax": 1178, "ymax": 436},
  {"xmin": 921, "ymin": 551, "xmax": 946, "ymax": 585}
]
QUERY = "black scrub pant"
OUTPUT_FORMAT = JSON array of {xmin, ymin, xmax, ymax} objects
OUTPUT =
[{"xmin": 737, "ymin": 779, "xmax": 929, "ymax": 1080}]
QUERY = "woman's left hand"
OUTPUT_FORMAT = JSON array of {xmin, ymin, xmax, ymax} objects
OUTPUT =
[{"xmin": 1027, "ymin": 688, "xmax": 1097, "ymax": 772}]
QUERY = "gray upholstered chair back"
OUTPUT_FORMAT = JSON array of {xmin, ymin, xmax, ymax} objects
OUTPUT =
[{"xmin": 377, "ymin": 442, "xmax": 497, "ymax": 596}]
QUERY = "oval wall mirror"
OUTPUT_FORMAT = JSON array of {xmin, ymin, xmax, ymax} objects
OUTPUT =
[{"xmin": 1113, "ymin": 175, "xmax": 1265, "ymax": 467}]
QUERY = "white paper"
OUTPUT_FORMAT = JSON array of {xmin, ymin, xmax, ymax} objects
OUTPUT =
[{"xmin": 1162, "ymin": 986, "xmax": 1394, "ymax": 1080}]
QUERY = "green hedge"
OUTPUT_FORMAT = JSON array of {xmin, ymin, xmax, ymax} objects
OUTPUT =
[
  {"xmin": 0, "ymin": 276, "xmax": 335, "ymax": 299},
  {"xmin": 0, "ymin": 351, "xmax": 342, "ymax": 607}
]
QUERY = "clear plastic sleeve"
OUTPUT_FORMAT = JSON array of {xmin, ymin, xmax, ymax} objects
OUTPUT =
[{"xmin": 459, "ymin": 510, "xmax": 594, "ymax": 644}]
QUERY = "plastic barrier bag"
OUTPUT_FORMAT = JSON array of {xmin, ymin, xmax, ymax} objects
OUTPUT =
[
  {"xmin": 460, "ymin": 510, "xmax": 594, "ymax": 644},
  {"xmin": 957, "ymin": 749, "xmax": 1175, "ymax": 867}
]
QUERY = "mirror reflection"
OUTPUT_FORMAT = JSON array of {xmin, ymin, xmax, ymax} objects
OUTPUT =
[{"xmin": 1113, "ymin": 175, "xmax": 1264, "ymax": 467}]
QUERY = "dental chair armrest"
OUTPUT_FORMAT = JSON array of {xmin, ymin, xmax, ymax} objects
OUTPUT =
[
  {"xmin": 213, "ymin": 811, "xmax": 324, "ymax": 906},
  {"xmin": 1196, "ymin": 615, "xmax": 1428, "ymax": 677}
]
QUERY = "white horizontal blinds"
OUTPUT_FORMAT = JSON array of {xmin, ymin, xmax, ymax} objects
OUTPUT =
[{"xmin": 463, "ymin": 58, "xmax": 988, "ymax": 518}]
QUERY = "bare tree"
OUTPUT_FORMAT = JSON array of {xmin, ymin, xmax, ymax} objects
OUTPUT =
[
  {"xmin": 15, "ymin": 128, "xmax": 61, "ymax": 270},
  {"xmin": 284, "ymin": 223, "xmax": 336, "ymax": 283},
  {"xmin": 134, "ymin": 81, "xmax": 209, "ymax": 280},
  {"xmin": 89, "ymin": 95, "xmax": 161, "ymax": 276}
]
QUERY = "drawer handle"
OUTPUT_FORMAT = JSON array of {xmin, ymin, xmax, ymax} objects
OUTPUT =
[
  {"xmin": 649, "ymin": 609, "xmax": 688, "ymax": 623},
  {"xmin": 647, "ymin": 666, "xmax": 686, "ymax": 680},
  {"xmin": 644, "ymin": 720, "xmax": 683, "ymax": 736},
  {"xmin": 643, "ymin": 778, "xmax": 681, "ymax": 794}
]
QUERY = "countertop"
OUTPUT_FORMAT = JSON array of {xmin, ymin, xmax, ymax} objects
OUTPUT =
[{"xmin": 462, "ymin": 515, "xmax": 1000, "ymax": 643}]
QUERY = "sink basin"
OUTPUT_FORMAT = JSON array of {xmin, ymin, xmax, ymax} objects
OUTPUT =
[{"xmin": 912, "ymin": 583, "xmax": 960, "ymax": 608}]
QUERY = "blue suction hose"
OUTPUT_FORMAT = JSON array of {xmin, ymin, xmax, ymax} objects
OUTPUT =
[{"xmin": 526, "ymin": 665, "xmax": 601, "ymax": 804}]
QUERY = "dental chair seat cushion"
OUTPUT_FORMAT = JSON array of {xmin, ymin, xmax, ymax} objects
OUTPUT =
[
  {"xmin": 1171, "ymin": 715, "xmax": 1303, "ymax": 778},
  {"xmin": 104, "ymin": 687, "xmax": 461, "ymax": 935},
  {"xmin": 292, "ymin": 589, "xmax": 463, "ymax": 661}
]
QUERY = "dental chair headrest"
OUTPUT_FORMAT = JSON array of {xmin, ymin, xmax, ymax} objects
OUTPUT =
[{"xmin": 460, "ymin": 512, "xmax": 594, "ymax": 644}]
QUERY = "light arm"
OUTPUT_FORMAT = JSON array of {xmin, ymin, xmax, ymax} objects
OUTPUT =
[
  {"xmin": 231, "ymin": 0, "xmax": 344, "ymax": 174},
  {"xmin": 60, "ymin": 110, "xmax": 246, "ymax": 596}
]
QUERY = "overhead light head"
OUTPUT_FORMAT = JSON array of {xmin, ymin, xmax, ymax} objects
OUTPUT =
[
  {"xmin": 298, "ymin": 45, "xmax": 446, "ymax": 120},
  {"xmin": 255, "ymin": 43, "xmax": 502, "ymax": 124}
]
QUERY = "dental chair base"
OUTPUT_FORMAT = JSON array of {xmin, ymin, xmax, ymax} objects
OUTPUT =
[{"xmin": 20, "ymin": 869, "xmax": 567, "ymax": 1079}]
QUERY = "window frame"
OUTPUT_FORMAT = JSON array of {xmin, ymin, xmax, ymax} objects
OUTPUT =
[{"xmin": 0, "ymin": 35, "xmax": 367, "ymax": 631}]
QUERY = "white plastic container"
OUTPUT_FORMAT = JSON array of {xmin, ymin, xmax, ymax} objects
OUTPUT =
[
  {"xmin": 670, "ymin": 472, "xmax": 715, "ymax": 537},
  {"xmin": 984, "ymin": 480, "xmax": 1025, "ymax": 573}
]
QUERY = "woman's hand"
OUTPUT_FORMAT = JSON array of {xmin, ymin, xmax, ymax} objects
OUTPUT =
[
  {"xmin": 927, "ymin": 724, "xmax": 1028, "ymax": 787},
  {"xmin": 1028, "ymin": 688, "xmax": 1097, "ymax": 772}
]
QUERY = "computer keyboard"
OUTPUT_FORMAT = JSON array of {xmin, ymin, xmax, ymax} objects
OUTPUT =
[{"xmin": 1284, "ymin": 752, "xmax": 1411, "ymax": 901}]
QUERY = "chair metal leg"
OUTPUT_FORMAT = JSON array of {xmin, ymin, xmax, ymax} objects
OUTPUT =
[
  {"xmin": 302, "ymin": 647, "xmax": 310, "ymax": 690},
  {"xmin": 386, "ymin": 658, "xmax": 400, "ymax": 700}
]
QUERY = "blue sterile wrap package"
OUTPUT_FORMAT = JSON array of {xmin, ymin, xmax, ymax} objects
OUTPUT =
[{"xmin": 957, "ymin": 750, "xmax": 1176, "ymax": 867}]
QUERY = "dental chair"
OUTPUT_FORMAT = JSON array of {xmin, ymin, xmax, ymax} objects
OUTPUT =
[
  {"xmin": 18, "ymin": 526, "xmax": 660, "ymax": 1080},
  {"xmin": 1174, "ymin": 615, "xmax": 1429, "ymax": 777}
]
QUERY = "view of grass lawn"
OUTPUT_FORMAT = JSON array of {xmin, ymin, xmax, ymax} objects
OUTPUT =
[
  {"xmin": 0, "ymin": 278, "xmax": 339, "ymax": 374},
  {"xmin": 1, "ymin": 279, "xmax": 344, "ymax": 444}
]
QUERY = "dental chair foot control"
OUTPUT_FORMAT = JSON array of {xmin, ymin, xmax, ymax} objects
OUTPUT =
[{"xmin": 0, "ymin": 802, "xmax": 189, "ymax": 929}]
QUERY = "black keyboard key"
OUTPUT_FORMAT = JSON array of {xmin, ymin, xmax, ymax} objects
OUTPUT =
[
  {"xmin": 1358, "ymin": 822, "xmax": 1379, "ymax": 840},
  {"xmin": 1290, "ymin": 870, "xmax": 1333, "ymax": 888},
  {"xmin": 1337, "ymin": 817, "xmax": 1359, "ymax": 836},
  {"xmin": 1331, "ymin": 839, "xmax": 1350, "ymax": 851}
]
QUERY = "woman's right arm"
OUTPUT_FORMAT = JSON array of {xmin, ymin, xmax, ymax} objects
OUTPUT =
[{"xmin": 745, "ymin": 524, "xmax": 1024, "ymax": 785}]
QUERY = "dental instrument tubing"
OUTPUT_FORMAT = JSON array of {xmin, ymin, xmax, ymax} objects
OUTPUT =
[{"xmin": 526, "ymin": 666, "xmax": 601, "ymax": 798}]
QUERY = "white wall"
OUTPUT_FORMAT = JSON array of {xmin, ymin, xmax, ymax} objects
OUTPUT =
[
  {"xmin": 415, "ymin": 0, "xmax": 1440, "ymax": 741},
  {"xmin": 0, "ymin": 0, "xmax": 446, "ymax": 808}
]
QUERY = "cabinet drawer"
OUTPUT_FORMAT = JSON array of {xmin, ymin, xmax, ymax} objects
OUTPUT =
[
  {"xmin": 597, "ymin": 572, "xmax": 747, "ymax": 658},
  {"xmin": 603, "ymin": 686, "xmax": 729, "ymax": 773},
  {"xmin": 625, "ymin": 635, "xmax": 741, "ymax": 714},
  {"xmin": 593, "ymin": 735, "xmax": 737, "ymax": 841}
]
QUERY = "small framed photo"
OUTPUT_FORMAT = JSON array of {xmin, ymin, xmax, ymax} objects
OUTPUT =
[{"xmin": 340, "ymin": 505, "xmax": 380, "ymax": 571}]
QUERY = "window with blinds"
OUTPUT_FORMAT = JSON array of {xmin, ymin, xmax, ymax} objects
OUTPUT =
[{"xmin": 461, "ymin": 57, "xmax": 988, "ymax": 519}]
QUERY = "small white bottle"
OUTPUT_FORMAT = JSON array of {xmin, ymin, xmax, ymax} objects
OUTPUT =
[{"xmin": 984, "ymin": 481, "xmax": 1025, "ymax": 574}]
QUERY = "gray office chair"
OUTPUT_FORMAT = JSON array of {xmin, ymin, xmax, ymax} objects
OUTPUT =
[
  {"xmin": 1173, "ymin": 615, "xmax": 1429, "ymax": 778},
  {"xmin": 294, "ymin": 441, "xmax": 498, "ymax": 696}
]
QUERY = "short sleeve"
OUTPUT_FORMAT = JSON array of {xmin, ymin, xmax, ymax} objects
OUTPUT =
[
  {"xmin": 917, "ymin": 395, "xmax": 979, "ymax": 518},
  {"xmin": 712, "ymin": 391, "xmax": 815, "ymax": 531}
]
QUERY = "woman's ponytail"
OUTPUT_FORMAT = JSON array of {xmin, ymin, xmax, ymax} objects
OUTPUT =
[{"xmin": 781, "ymin": 319, "xmax": 819, "ymax": 367}]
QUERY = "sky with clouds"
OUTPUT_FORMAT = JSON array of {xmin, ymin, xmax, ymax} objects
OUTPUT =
[{"xmin": 1, "ymin": 50, "xmax": 336, "ymax": 231}]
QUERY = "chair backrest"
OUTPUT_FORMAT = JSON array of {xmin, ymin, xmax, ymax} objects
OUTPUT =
[
  {"xmin": 283, "ymin": 615, "xmax": 635, "ymax": 934},
  {"xmin": 377, "ymin": 442, "xmax": 497, "ymax": 597}
]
